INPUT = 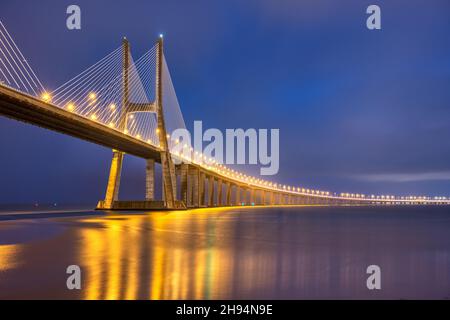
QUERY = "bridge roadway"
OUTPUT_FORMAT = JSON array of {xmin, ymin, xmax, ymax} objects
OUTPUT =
[
  {"xmin": 1, "ymin": 84, "xmax": 449, "ymax": 208},
  {"xmin": 0, "ymin": 85, "xmax": 161, "ymax": 161}
]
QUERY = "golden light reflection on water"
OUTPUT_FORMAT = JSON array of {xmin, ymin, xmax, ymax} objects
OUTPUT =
[
  {"xmin": 0, "ymin": 206, "xmax": 450, "ymax": 299},
  {"xmin": 72, "ymin": 206, "xmax": 450, "ymax": 300},
  {"xmin": 0, "ymin": 244, "xmax": 22, "ymax": 272},
  {"xmin": 78, "ymin": 209, "xmax": 251, "ymax": 300},
  {"xmin": 76, "ymin": 207, "xmax": 367, "ymax": 300}
]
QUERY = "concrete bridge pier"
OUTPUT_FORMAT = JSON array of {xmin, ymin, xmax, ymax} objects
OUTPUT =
[
  {"xmin": 102, "ymin": 150, "xmax": 124, "ymax": 209},
  {"xmin": 178, "ymin": 163, "xmax": 188, "ymax": 205},
  {"xmin": 207, "ymin": 175, "xmax": 214, "ymax": 206},
  {"xmin": 199, "ymin": 172, "xmax": 206, "ymax": 207},
  {"xmin": 235, "ymin": 185, "xmax": 241, "ymax": 205},
  {"xmin": 191, "ymin": 168, "xmax": 199, "ymax": 207},
  {"xmin": 217, "ymin": 179, "xmax": 223, "ymax": 206},
  {"xmin": 145, "ymin": 159, "xmax": 155, "ymax": 201},
  {"xmin": 226, "ymin": 182, "xmax": 231, "ymax": 206}
]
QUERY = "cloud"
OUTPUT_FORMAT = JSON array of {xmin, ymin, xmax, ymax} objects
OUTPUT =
[{"xmin": 354, "ymin": 172, "xmax": 450, "ymax": 183}]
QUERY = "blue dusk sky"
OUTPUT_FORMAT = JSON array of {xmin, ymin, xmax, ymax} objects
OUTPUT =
[{"xmin": 0, "ymin": 0, "xmax": 450, "ymax": 204}]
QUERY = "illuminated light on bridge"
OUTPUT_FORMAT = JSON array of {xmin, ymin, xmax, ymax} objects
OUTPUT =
[
  {"xmin": 41, "ymin": 91, "xmax": 51, "ymax": 102},
  {"xmin": 66, "ymin": 103, "xmax": 75, "ymax": 111},
  {"xmin": 1, "ymin": 20, "xmax": 449, "ymax": 209}
]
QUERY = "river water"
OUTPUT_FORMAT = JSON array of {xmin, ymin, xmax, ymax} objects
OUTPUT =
[{"xmin": 0, "ymin": 205, "xmax": 449, "ymax": 299}]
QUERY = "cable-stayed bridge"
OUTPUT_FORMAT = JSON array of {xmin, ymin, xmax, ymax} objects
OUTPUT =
[{"xmin": 0, "ymin": 21, "xmax": 448, "ymax": 209}]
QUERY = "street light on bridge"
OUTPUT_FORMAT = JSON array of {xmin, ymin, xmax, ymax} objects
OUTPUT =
[{"xmin": 40, "ymin": 91, "xmax": 51, "ymax": 102}]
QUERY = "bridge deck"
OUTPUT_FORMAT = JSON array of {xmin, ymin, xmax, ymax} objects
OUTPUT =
[{"xmin": 0, "ymin": 85, "xmax": 161, "ymax": 161}]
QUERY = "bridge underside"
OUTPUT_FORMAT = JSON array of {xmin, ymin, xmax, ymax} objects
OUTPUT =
[{"xmin": 0, "ymin": 85, "xmax": 161, "ymax": 160}]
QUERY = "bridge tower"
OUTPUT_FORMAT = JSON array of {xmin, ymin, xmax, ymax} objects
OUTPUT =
[
  {"xmin": 98, "ymin": 37, "xmax": 179, "ymax": 210},
  {"xmin": 155, "ymin": 36, "xmax": 177, "ymax": 208},
  {"xmin": 102, "ymin": 38, "xmax": 129, "ymax": 209}
]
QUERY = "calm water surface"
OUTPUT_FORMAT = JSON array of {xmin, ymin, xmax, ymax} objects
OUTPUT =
[{"xmin": 0, "ymin": 206, "xmax": 450, "ymax": 299}]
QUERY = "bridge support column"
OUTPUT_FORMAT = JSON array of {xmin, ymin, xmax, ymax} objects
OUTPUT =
[
  {"xmin": 236, "ymin": 186, "xmax": 241, "ymax": 205},
  {"xmin": 226, "ymin": 182, "xmax": 231, "ymax": 206},
  {"xmin": 191, "ymin": 171, "xmax": 197, "ymax": 207},
  {"xmin": 145, "ymin": 159, "xmax": 155, "ymax": 201},
  {"xmin": 217, "ymin": 179, "xmax": 223, "ymax": 206},
  {"xmin": 103, "ymin": 150, "xmax": 124, "ymax": 209},
  {"xmin": 187, "ymin": 172, "xmax": 193, "ymax": 207},
  {"xmin": 301, "ymin": 196, "xmax": 307, "ymax": 205},
  {"xmin": 250, "ymin": 189, "xmax": 254, "ymax": 205},
  {"xmin": 199, "ymin": 172, "xmax": 205, "ymax": 207},
  {"xmin": 191, "ymin": 169, "xmax": 205, "ymax": 208},
  {"xmin": 179, "ymin": 163, "xmax": 188, "ymax": 205},
  {"xmin": 270, "ymin": 192, "xmax": 274, "ymax": 205},
  {"xmin": 207, "ymin": 175, "xmax": 214, "ymax": 207}
]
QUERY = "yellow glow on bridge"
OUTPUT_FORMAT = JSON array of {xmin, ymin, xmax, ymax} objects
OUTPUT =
[
  {"xmin": 40, "ymin": 91, "xmax": 51, "ymax": 102},
  {"xmin": 66, "ymin": 103, "xmax": 75, "ymax": 111}
]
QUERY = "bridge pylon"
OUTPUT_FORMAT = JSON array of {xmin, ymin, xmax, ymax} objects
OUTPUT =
[
  {"xmin": 97, "ymin": 37, "xmax": 183, "ymax": 210},
  {"xmin": 100, "ymin": 38, "xmax": 129, "ymax": 210},
  {"xmin": 155, "ymin": 36, "xmax": 178, "ymax": 209}
]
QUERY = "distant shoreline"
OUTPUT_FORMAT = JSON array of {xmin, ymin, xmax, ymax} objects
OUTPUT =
[{"xmin": 0, "ymin": 204, "xmax": 94, "ymax": 215}]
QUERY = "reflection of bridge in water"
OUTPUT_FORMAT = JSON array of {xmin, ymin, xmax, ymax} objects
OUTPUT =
[
  {"xmin": 0, "ymin": 21, "xmax": 448, "ymax": 209},
  {"xmin": 2, "ymin": 207, "xmax": 450, "ymax": 299}
]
